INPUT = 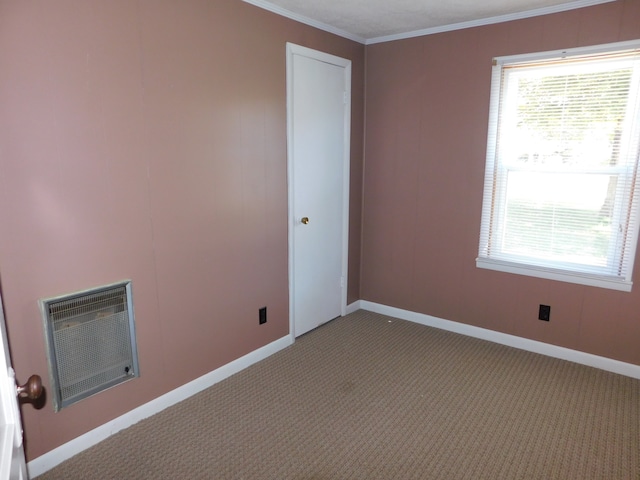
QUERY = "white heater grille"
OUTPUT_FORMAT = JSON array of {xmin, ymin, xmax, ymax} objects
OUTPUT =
[{"xmin": 41, "ymin": 281, "xmax": 139, "ymax": 411}]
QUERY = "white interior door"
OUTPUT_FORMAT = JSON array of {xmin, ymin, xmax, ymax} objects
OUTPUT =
[
  {"xmin": 0, "ymin": 295, "xmax": 28, "ymax": 480},
  {"xmin": 287, "ymin": 43, "xmax": 351, "ymax": 337}
]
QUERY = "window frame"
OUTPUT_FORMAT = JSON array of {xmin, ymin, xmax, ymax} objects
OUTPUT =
[{"xmin": 477, "ymin": 40, "xmax": 640, "ymax": 292}]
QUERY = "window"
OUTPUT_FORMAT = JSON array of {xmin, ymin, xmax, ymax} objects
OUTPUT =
[{"xmin": 477, "ymin": 41, "xmax": 640, "ymax": 291}]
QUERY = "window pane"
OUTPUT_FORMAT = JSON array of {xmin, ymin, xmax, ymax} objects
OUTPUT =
[
  {"xmin": 479, "ymin": 42, "xmax": 640, "ymax": 289},
  {"xmin": 503, "ymin": 172, "xmax": 615, "ymax": 267},
  {"xmin": 503, "ymin": 66, "xmax": 633, "ymax": 168}
]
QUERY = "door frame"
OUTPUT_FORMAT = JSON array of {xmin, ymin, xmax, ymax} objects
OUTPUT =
[
  {"xmin": 0, "ymin": 291, "xmax": 28, "ymax": 479},
  {"xmin": 286, "ymin": 43, "xmax": 351, "ymax": 338}
]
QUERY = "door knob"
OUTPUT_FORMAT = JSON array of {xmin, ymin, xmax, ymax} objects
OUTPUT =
[
  {"xmin": 17, "ymin": 374, "xmax": 43, "ymax": 401},
  {"xmin": 301, "ymin": 217, "xmax": 309, "ymax": 225}
]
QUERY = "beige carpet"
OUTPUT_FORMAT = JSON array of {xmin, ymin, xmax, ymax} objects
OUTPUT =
[{"xmin": 35, "ymin": 310, "xmax": 640, "ymax": 479}]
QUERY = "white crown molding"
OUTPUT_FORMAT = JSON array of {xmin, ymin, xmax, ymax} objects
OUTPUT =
[
  {"xmin": 243, "ymin": 0, "xmax": 366, "ymax": 44},
  {"xmin": 366, "ymin": 0, "xmax": 617, "ymax": 44},
  {"xmin": 243, "ymin": 0, "xmax": 617, "ymax": 46}
]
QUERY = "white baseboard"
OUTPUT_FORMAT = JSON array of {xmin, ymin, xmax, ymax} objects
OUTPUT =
[
  {"xmin": 345, "ymin": 300, "xmax": 362, "ymax": 315},
  {"xmin": 28, "ymin": 334, "xmax": 294, "ymax": 478},
  {"xmin": 30, "ymin": 300, "xmax": 640, "ymax": 477},
  {"xmin": 360, "ymin": 301, "xmax": 640, "ymax": 380}
]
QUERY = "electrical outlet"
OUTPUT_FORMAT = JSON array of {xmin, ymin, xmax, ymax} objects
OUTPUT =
[
  {"xmin": 538, "ymin": 304, "xmax": 550, "ymax": 321},
  {"xmin": 259, "ymin": 307, "xmax": 267, "ymax": 325}
]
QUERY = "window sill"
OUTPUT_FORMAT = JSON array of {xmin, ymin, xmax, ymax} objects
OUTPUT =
[{"xmin": 476, "ymin": 257, "xmax": 632, "ymax": 292}]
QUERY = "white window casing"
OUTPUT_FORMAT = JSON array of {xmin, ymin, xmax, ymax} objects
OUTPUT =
[{"xmin": 477, "ymin": 40, "xmax": 640, "ymax": 292}]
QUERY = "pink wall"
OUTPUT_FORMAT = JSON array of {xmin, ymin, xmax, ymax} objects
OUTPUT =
[
  {"xmin": 5, "ymin": 0, "xmax": 639, "ymax": 465},
  {"xmin": 0, "ymin": 0, "xmax": 364, "ymax": 460},
  {"xmin": 363, "ymin": 1, "xmax": 640, "ymax": 365}
]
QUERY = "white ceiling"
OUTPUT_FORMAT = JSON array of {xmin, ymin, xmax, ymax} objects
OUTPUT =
[{"xmin": 244, "ymin": 0, "xmax": 616, "ymax": 44}]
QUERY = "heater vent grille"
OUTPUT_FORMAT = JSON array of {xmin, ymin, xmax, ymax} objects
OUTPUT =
[{"xmin": 41, "ymin": 281, "xmax": 139, "ymax": 411}]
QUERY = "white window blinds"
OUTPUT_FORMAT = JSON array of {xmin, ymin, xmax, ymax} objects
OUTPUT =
[{"xmin": 477, "ymin": 41, "xmax": 640, "ymax": 291}]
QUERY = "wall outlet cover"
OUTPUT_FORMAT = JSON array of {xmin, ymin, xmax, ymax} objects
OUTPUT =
[{"xmin": 539, "ymin": 304, "xmax": 551, "ymax": 321}]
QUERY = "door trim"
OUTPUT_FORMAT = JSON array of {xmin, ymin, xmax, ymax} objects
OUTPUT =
[{"xmin": 286, "ymin": 43, "xmax": 351, "ymax": 338}]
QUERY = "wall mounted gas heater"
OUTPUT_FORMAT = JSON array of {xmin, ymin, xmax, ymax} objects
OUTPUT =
[{"xmin": 40, "ymin": 281, "xmax": 139, "ymax": 411}]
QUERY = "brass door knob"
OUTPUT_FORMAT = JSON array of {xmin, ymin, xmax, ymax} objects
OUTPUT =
[
  {"xmin": 301, "ymin": 217, "xmax": 309, "ymax": 225},
  {"xmin": 17, "ymin": 374, "xmax": 43, "ymax": 401}
]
